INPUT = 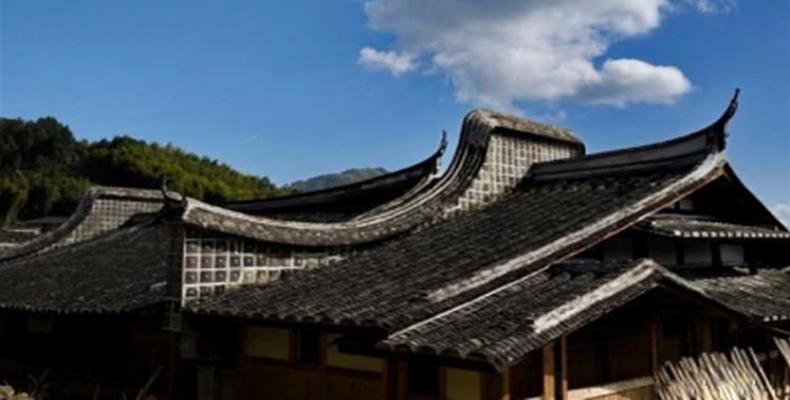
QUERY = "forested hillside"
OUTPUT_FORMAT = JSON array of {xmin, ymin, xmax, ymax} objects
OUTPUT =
[{"xmin": 0, "ymin": 117, "xmax": 288, "ymax": 225}]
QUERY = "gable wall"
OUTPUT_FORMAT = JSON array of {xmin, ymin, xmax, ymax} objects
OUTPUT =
[
  {"xmin": 179, "ymin": 227, "xmax": 352, "ymax": 302},
  {"xmin": 447, "ymin": 134, "xmax": 580, "ymax": 214}
]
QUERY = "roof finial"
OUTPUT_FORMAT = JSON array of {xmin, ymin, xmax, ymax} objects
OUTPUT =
[
  {"xmin": 707, "ymin": 88, "xmax": 740, "ymax": 151},
  {"xmin": 717, "ymin": 88, "xmax": 740, "ymax": 127},
  {"xmin": 160, "ymin": 176, "xmax": 186, "ymax": 210},
  {"xmin": 439, "ymin": 130, "xmax": 448, "ymax": 156}
]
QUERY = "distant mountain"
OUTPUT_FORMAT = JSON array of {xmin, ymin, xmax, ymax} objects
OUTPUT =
[
  {"xmin": 288, "ymin": 167, "xmax": 388, "ymax": 192},
  {"xmin": 0, "ymin": 117, "xmax": 289, "ymax": 225}
]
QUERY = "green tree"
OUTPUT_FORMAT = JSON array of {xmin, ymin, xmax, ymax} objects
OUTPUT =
[{"xmin": 0, "ymin": 116, "xmax": 289, "ymax": 223}]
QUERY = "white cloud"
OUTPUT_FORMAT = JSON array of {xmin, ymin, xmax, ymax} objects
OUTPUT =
[
  {"xmin": 580, "ymin": 59, "xmax": 691, "ymax": 106},
  {"xmin": 772, "ymin": 203, "xmax": 790, "ymax": 227},
  {"xmin": 359, "ymin": 0, "xmax": 728, "ymax": 110},
  {"xmin": 359, "ymin": 47, "xmax": 416, "ymax": 75},
  {"xmin": 681, "ymin": 0, "xmax": 735, "ymax": 13}
]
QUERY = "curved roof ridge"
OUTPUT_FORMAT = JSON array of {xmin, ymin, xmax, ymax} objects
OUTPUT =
[
  {"xmin": 179, "ymin": 108, "xmax": 574, "ymax": 246},
  {"xmin": 0, "ymin": 186, "xmax": 167, "ymax": 262},
  {"xmin": 223, "ymin": 132, "xmax": 447, "ymax": 216},
  {"xmin": 473, "ymin": 108, "xmax": 584, "ymax": 147},
  {"xmin": 527, "ymin": 90, "xmax": 739, "ymax": 181}
]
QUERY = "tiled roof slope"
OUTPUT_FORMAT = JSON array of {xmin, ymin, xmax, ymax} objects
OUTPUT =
[
  {"xmin": 683, "ymin": 268, "xmax": 790, "ymax": 322},
  {"xmin": 189, "ymin": 92, "xmax": 740, "ymax": 334},
  {"xmin": 379, "ymin": 262, "xmax": 790, "ymax": 369},
  {"xmin": 0, "ymin": 221, "xmax": 170, "ymax": 313},
  {"xmin": 378, "ymin": 260, "xmax": 696, "ymax": 369},
  {"xmin": 189, "ymin": 153, "xmax": 723, "ymax": 322},
  {"xmin": 223, "ymin": 136, "xmax": 447, "ymax": 222},
  {"xmin": 0, "ymin": 186, "xmax": 167, "ymax": 262},
  {"xmin": 175, "ymin": 109, "xmax": 584, "ymax": 246},
  {"xmin": 637, "ymin": 214, "xmax": 790, "ymax": 239}
]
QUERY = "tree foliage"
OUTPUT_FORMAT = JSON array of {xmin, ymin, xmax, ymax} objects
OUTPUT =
[{"xmin": 0, "ymin": 117, "xmax": 288, "ymax": 225}]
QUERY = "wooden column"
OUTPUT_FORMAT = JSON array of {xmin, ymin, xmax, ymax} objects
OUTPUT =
[
  {"xmin": 558, "ymin": 336, "xmax": 568, "ymax": 400},
  {"xmin": 501, "ymin": 368, "xmax": 511, "ymax": 400},
  {"xmin": 542, "ymin": 343, "xmax": 555, "ymax": 400},
  {"xmin": 542, "ymin": 338, "xmax": 568, "ymax": 400}
]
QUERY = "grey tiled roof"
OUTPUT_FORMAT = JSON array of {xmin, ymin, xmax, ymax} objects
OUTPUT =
[
  {"xmin": 188, "ymin": 97, "xmax": 745, "ymax": 369},
  {"xmin": 379, "ymin": 262, "xmax": 790, "ymax": 369},
  {"xmin": 378, "ymin": 260, "xmax": 685, "ymax": 368},
  {"xmin": 188, "ymin": 145, "xmax": 726, "ymax": 329},
  {"xmin": 0, "ymin": 186, "xmax": 166, "ymax": 261},
  {"xmin": 684, "ymin": 268, "xmax": 790, "ymax": 322},
  {"xmin": 0, "ymin": 222, "xmax": 170, "ymax": 313}
]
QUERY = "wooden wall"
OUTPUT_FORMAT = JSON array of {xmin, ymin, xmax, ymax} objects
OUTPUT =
[{"xmin": 237, "ymin": 328, "xmax": 387, "ymax": 400}]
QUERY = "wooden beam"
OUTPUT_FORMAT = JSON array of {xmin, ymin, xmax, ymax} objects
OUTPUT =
[{"xmin": 542, "ymin": 343, "xmax": 555, "ymax": 400}]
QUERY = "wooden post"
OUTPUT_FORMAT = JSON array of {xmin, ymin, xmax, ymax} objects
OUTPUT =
[
  {"xmin": 501, "ymin": 368, "xmax": 511, "ymax": 400},
  {"xmin": 558, "ymin": 336, "xmax": 568, "ymax": 400},
  {"xmin": 542, "ymin": 342, "xmax": 555, "ymax": 400}
]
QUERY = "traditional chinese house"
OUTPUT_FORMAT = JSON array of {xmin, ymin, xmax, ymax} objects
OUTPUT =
[{"xmin": 0, "ymin": 91, "xmax": 789, "ymax": 400}]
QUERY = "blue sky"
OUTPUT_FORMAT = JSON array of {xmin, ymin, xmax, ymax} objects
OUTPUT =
[{"xmin": 1, "ymin": 1, "xmax": 788, "ymax": 220}]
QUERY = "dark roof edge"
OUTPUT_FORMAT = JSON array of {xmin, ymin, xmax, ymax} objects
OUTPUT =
[
  {"xmin": 635, "ymin": 214, "xmax": 790, "ymax": 239},
  {"xmin": 224, "ymin": 133, "xmax": 448, "ymax": 212},
  {"xmin": 527, "ymin": 90, "xmax": 739, "ymax": 181},
  {"xmin": 0, "ymin": 186, "xmax": 167, "ymax": 262}
]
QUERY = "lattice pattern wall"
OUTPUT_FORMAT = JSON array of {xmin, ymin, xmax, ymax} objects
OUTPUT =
[
  {"xmin": 61, "ymin": 198, "xmax": 163, "ymax": 246},
  {"xmin": 449, "ymin": 135, "xmax": 580, "ymax": 213},
  {"xmin": 181, "ymin": 229, "xmax": 347, "ymax": 301}
]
